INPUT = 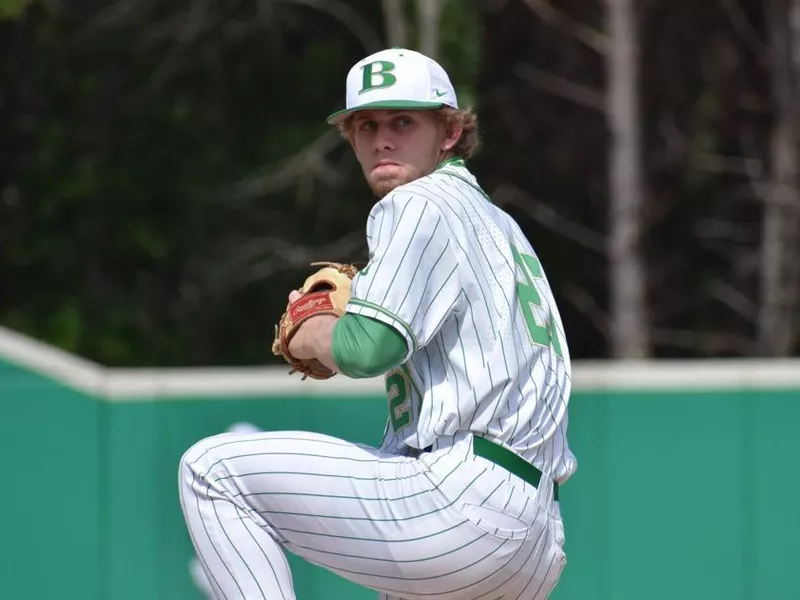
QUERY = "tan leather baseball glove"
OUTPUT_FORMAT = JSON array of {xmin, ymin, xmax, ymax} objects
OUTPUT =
[{"xmin": 272, "ymin": 261, "xmax": 359, "ymax": 380}]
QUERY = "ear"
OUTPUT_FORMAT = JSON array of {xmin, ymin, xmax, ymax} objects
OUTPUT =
[{"xmin": 441, "ymin": 123, "xmax": 464, "ymax": 152}]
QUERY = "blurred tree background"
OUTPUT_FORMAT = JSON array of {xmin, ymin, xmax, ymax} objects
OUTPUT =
[{"xmin": 1, "ymin": 0, "xmax": 798, "ymax": 366}]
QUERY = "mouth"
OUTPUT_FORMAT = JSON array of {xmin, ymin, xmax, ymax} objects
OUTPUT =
[{"xmin": 373, "ymin": 161, "xmax": 401, "ymax": 172}]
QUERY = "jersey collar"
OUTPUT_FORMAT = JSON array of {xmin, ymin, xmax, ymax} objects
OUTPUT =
[
  {"xmin": 432, "ymin": 156, "xmax": 491, "ymax": 203},
  {"xmin": 436, "ymin": 156, "xmax": 466, "ymax": 170}
]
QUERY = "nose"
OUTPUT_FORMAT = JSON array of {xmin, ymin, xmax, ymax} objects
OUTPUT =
[{"xmin": 373, "ymin": 123, "xmax": 395, "ymax": 152}]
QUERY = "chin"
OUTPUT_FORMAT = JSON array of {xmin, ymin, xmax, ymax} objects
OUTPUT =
[
  {"xmin": 370, "ymin": 180, "xmax": 400, "ymax": 197},
  {"xmin": 368, "ymin": 171, "xmax": 416, "ymax": 198}
]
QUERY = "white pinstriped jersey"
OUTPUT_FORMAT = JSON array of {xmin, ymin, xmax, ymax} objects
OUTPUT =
[{"xmin": 346, "ymin": 159, "xmax": 577, "ymax": 483}]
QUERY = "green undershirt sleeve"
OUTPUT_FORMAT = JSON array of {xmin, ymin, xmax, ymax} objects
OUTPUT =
[{"xmin": 331, "ymin": 312, "xmax": 408, "ymax": 378}]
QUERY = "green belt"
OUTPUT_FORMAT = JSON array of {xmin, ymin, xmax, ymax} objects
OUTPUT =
[{"xmin": 473, "ymin": 436, "xmax": 559, "ymax": 501}]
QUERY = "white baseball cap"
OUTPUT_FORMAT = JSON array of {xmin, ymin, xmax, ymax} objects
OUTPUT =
[{"xmin": 326, "ymin": 47, "xmax": 459, "ymax": 125}]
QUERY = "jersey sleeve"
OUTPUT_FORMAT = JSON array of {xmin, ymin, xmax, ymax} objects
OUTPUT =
[{"xmin": 346, "ymin": 191, "xmax": 463, "ymax": 360}]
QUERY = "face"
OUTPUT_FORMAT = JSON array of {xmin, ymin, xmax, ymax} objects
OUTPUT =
[{"xmin": 350, "ymin": 109, "xmax": 462, "ymax": 197}]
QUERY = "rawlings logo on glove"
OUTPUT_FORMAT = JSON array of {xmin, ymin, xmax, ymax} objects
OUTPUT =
[
  {"xmin": 271, "ymin": 261, "xmax": 359, "ymax": 380},
  {"xmin": 290, "ymin": 294, "xmax": 335, "ymax": 318}
]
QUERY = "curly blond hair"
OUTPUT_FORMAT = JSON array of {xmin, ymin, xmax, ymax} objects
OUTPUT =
[
  {"xmin": 433, "ymin": 106, "xmax": 480, "ymax": 160},
  {"xmin": 335, "ymin": 106, "xmax": 480, "ymax": 160}
]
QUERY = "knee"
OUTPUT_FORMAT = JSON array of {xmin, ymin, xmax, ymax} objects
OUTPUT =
[{"xmin": 178, "ymin": 433, "xmax": 230, "ymax": 491}]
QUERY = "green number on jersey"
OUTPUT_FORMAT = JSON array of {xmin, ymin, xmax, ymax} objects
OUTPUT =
[
  {"xmin": 511, "ymin": 244, "xmax": 563, "ymax": 358},
  {"xmin": 386, "ymin": 371, "xmax": 411, "ymax": 431}
]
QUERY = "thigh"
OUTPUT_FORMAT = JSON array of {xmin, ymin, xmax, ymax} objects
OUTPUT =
[{"xmin": 184, "ymin": 430, "xmax": 532, "ymax": 599}]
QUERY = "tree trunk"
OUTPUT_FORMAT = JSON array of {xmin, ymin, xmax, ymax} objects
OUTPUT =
[
  {"xmin": 760, "ymin": 0, "xmax": 800, "ymax": 355},
  {"xmin": 416, "ymin": 0, "xmax": 443, "ymax": 59},
  {"xmin": 382, "ymin": 0, "xmax": 409, "ymax": 48},
  {"xmin": 606, "ymin": 0, "xmax": 649, "ymax": 358}
]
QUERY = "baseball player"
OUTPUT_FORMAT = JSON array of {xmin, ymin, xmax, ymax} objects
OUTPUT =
[{"xmin": 178, "ymin": 47, "xmax": 577, "ymax": 600}]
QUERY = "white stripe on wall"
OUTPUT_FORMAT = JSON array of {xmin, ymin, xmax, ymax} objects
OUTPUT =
[{"xmin": 1, "ymin": 325, "xmax": 799, "ymax": 401}]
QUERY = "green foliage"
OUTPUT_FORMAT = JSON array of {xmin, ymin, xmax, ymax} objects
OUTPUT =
[
  {"xmin": 0, "ymin": 0, "xmax": 33, "ymax": 19},
  {"xmin": 0, "ymin": 1, "xmax": 379, "ymax": 365},
  {"xmin": 2, "ymin": 0, "xmax": 788, "ymax": 363},
  {"xmin": 439, "ymin": 0, "xmax": 481, "ymax": 109},
  {"xmin": 476, "ymin": 0, "xmax": 777, "ymax": 358}
]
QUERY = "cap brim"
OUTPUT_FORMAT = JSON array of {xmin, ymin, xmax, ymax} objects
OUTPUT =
[{"xmin": 326, "ymin": 100, "xmax": 445, "ymax": 125}]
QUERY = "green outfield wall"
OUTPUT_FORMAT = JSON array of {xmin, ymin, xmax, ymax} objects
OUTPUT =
[{"xmin": 1, "ymin": 325, "xmax": 799, "ymax": 600}]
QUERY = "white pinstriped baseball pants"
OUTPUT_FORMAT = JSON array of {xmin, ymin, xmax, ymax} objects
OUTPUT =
[{"xmin": 178, "ymin": 429, "xmax": 566, "ymax": 600}]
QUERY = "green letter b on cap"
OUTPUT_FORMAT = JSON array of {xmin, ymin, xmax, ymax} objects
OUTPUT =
[{"xmin": 360, "ymin": 61, "xmax": 396, "ymax": 94}]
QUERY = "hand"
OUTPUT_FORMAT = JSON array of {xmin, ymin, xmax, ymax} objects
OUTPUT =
[
  {"xmin": 271, "ymin": 262, "xmax": 356, "ymax": 380},
  {"xmin": 286, "ymin": 291, "xmax": 337, "ymax": 360}
]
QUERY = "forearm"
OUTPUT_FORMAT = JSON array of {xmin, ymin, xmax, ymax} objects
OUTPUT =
[
  {"xmin": 289, "ymin": 312, "xmax": 408, "ymax": 378},
  {"xmin": 332, "ymin": 313, "xmax": 407, "ymax": 378}
]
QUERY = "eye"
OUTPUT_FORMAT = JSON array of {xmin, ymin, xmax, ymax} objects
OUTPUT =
[
  {"xmin": 359, "ymin": 120, "xmax": 377, "ymax": 133},
  {"xmin": 394, "ymin": 115, "xmax": 413, "ymax": 128}
]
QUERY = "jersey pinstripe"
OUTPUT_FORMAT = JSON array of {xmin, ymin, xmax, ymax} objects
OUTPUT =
[{"xmin": 347, "ymin": 160, "xmax": 576, "ymax": 483}]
